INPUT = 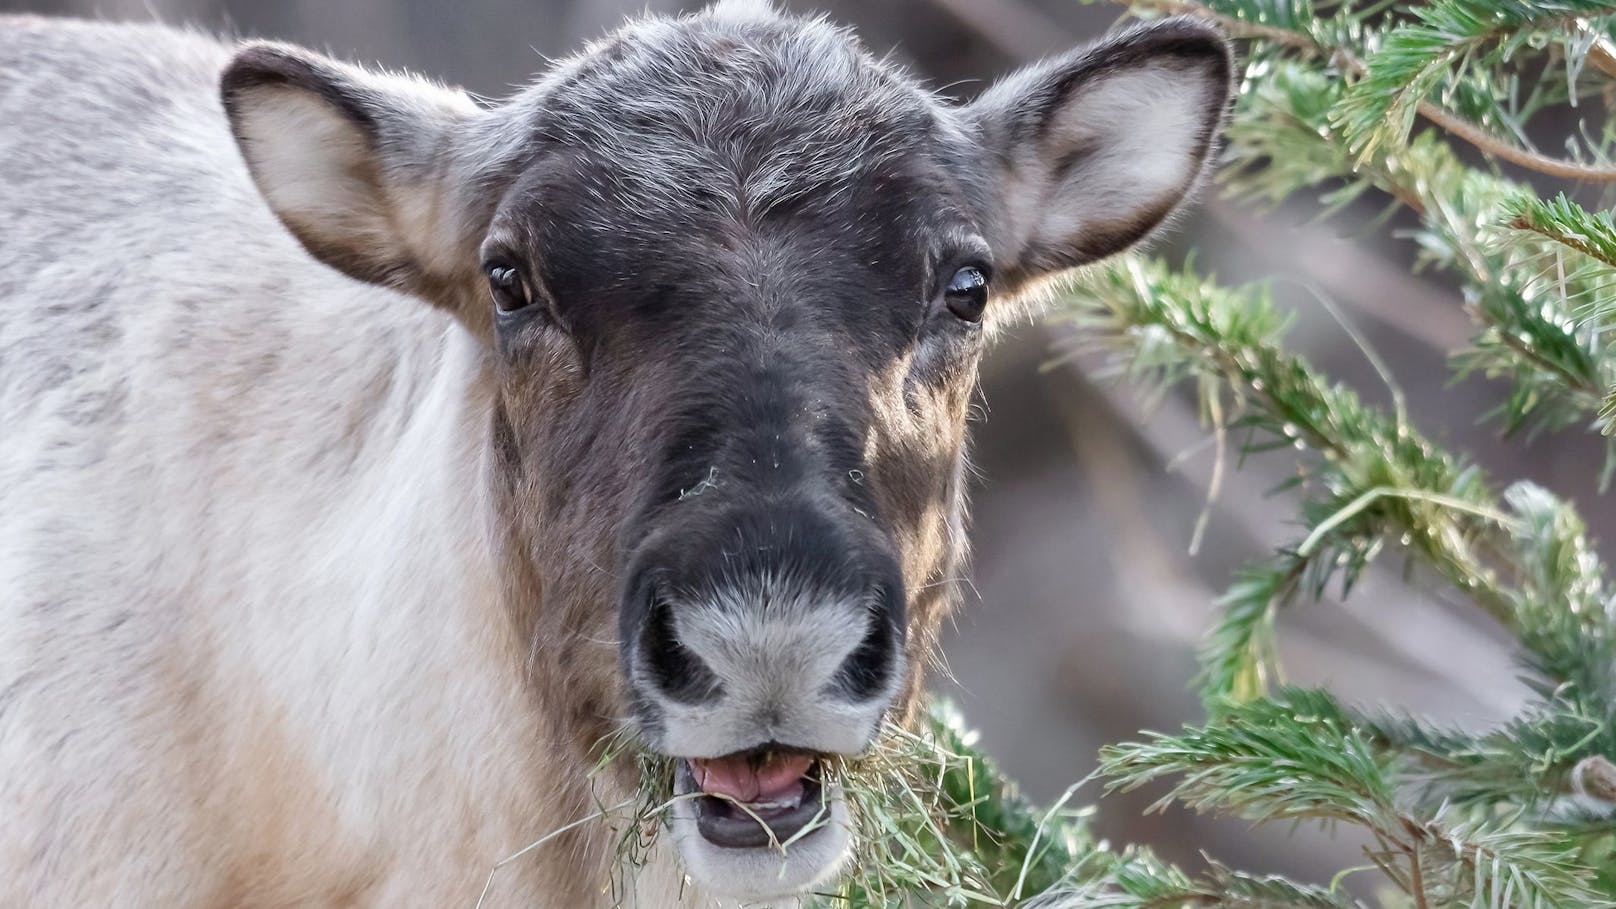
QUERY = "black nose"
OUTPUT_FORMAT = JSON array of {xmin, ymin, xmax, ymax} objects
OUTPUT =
[
  {"xmin": 620, "ymin": 499, "xmax": 906, "ymax": 710},
  {"xmin": 824, "ymin": 580, "xmax": 901, "ymax": 701},
  {"xmin": 632, "ymin": 573, "xmax": 902, "ymax": 706},
  {"xmin": 638, "ymin": 589, "xmax": 724, "ymax": 704}
]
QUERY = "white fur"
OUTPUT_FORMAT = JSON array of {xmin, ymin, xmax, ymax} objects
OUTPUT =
[
  {"xmin": 0, "ymin": 17, "xmax": 650, "ymax": 908},
  {"xmin": 667, "ymin": 788, "xmax": 854, "ymax": 905}
]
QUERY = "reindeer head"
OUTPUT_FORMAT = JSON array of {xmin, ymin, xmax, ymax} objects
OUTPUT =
[{"xmin": 221, "ymin": 3, "xmax": 1230, "ymax": 899}]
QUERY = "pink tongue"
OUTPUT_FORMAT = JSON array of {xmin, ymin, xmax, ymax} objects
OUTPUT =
[{"xmin": 690, "ymin": 752, "xmax": 814, "ymax": 803}]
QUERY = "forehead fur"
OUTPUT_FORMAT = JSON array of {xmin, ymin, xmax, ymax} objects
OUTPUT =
[{"xmin": 504, "ymin": 3, "xmax": 950, "ymax": 222}]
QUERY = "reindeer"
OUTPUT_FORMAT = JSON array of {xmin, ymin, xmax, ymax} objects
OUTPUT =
[{"xmin": 0, "ymin": 2, "xmax": 1229, "ymax": 905}]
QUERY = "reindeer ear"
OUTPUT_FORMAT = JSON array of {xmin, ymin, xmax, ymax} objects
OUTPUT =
[
  {"xmin": 966, "ymin": 18, "xmax": 1232, "ymax": 288},
  {"xmin": 221, "ymin": 43, "xmax": 482, "ymax": 297}
]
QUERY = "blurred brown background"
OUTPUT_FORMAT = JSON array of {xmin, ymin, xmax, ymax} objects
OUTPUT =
[{"xmin": 7, "ymin": 0, "xmax": 1608, "ymax": 890}]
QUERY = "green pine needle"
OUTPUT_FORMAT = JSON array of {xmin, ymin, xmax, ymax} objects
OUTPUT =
[
  {"xmin": 1507, "ymin": 194, "xmax": 1616, "ymax": 273},
  {"xmin": 1333, "ymin": 1, "xmax": 1616, "ymax": 161}
]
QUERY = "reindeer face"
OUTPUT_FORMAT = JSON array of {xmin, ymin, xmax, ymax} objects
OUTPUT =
[{"xmin": 222, "ymin": 3, "xmax": 1230, "ymax": 899}]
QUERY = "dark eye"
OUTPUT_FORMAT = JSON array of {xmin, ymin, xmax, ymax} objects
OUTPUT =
[
  {"xmin": 943, "ymin": 265, "xmax": 989, "ymax": 323},
  {"xmin": 486, "ymin": 262, "xmax": 531, "ymax": 313}
]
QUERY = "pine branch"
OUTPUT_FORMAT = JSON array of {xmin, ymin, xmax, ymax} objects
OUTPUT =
[
  {"xmin": 1507, "ymin": 194, "xmax": 1616, "ymax": 272},
  {"xmin": 1096, "ymin": 0, "xmax": 1616, "ymax": 180},
  {"xmin": 1332, "ymin": 0, "xmax": 1616, "ymax": 175},
  {"xmin": 1409, "ymin": 103, "xmax": 1616, "ymax": 182},
  {"xmin": 1099, "ymin": 690, "xmax": 1616, "ymax": 908},
  {"xmin": 1051, "ymin": 247, "xmax": 1616, "ymax": 902},
  {"xmin": 1197, "ymin": 559, "xmax": 1300, "ymax": 707},
  {"xmin": 884, "ymin": 4, "xmax": 1616, "ymax": 907},
  {"xmin": 1223, "ymin": 59, "xmax": 1616, "ymax": 458},
  {"xmin": 1354, "ymin": 692, "xmax": 1615, "ymax": 808},
  {"xmin": 1036, "ymin": 851, "xmax": 1364, "ymax": 908},
  {"xmin": 819, "ymin": 701, "xmax": 1101, "ymax": 907},
  {"xmin": 1099, "ymin": 691, "xmax": 1395, "ymax": 828},
  {"xmin": 1056, "ymin": 256, "xmax": 1616, "ymax": 703},
  {"xmin": 1503, "ymin": 194, "xmax": 1616, "ymax": 362},
  {"xmin": 1079, "ymin": 5, "xmax": 1616, "ymax": 450}
]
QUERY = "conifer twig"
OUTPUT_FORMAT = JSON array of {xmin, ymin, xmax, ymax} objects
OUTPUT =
[
  {"xmin": 1414, "ymin": 101, "xmax": 1616, "ymax": 181},
  {"xmin": 1111, "ymin": 0, "xmax": 1616, "ymax": 181}
]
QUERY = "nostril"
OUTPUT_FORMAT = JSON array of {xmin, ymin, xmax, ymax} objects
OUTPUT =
[
  {"xmin": 828, "ymin": 596, "xmax": 900, "ymax": 702},
  {"xmin": 640, "ymin": 591, "xmax": 723, "ymax": 704}
]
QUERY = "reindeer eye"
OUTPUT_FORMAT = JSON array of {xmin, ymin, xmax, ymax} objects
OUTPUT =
[
  {"xmin": 943, "ymin": 265, "xmax": 989, "ymax": 323},
  {"xmin": 486, "ymin": 263, "xmax": 531, "ymax": 313}
]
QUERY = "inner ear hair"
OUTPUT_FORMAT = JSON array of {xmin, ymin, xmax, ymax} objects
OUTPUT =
[
  {"xmin": 221, "ymin": 43, "xmax": 380, "ymax": 132},
  {"xmin": 220, "ymin": 43, "xmax": 484, "ymax": 299},
  {"xmin": 971, "ymin": 17, "xmax": 1234, "ymax": 291}
]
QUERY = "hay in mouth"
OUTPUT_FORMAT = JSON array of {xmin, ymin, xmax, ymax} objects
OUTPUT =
[
  {"xmin": 478, "ymin": 702, "xmax": 1092, "ymax": 907},
  {"xmin": 678, "ymin": 748, "xmax": 831, "ymax": 849},
  {"xmin": 601, "ymin": 705, "xmax": 1079, "ymax": 905}
]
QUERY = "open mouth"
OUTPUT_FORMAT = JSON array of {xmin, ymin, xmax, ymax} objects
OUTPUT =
[
  {"xmin": 661, "ymin": 744, "xmax": 856, "ymax": 899},
  {"xmin": 676, "ymin": 747, "xmax": 831, "ymax": 849}
]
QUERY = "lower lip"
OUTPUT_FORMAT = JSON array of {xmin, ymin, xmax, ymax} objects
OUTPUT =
[{"xmin": 677, "ymin": 758, "xmax": 830, "ymax": 849}]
